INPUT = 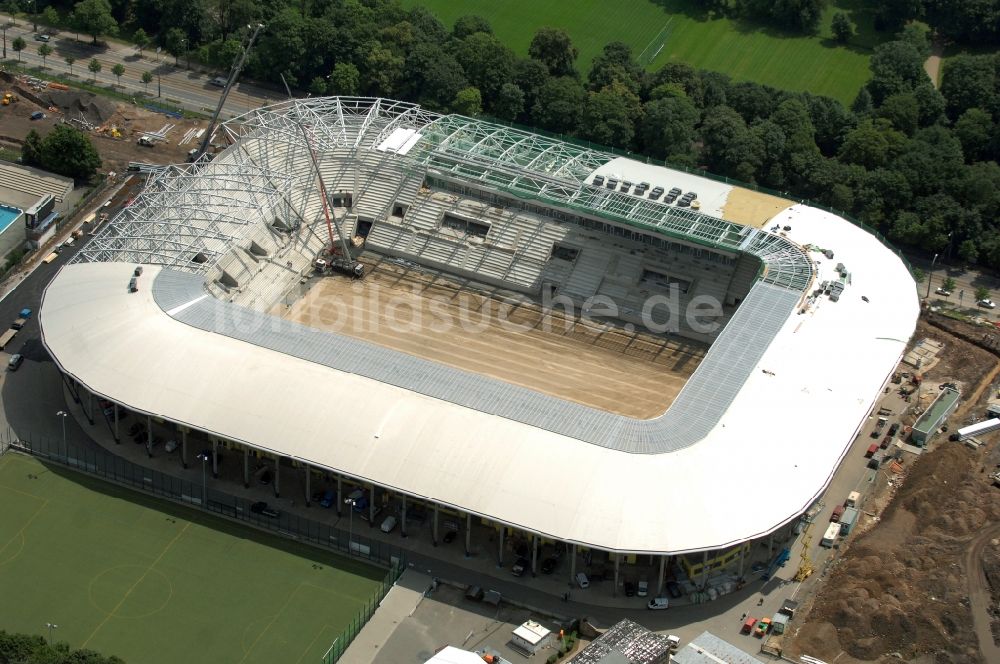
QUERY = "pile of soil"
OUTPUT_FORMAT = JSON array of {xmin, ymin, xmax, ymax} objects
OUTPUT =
[
  {"xmin": 36, "ymin": 89, "xmax": 117, "ymax": 126},
  {"xmin": 795, "ymin": 443, "xmax": 997, "ymax": 663}
]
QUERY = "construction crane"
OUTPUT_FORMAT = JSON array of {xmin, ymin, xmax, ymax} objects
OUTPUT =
[
  {"xmin": 794, "ymin": 521, "xmax": 814, "ymax": 582},
  {"xmin": 194, "ymin": 22, "xmax": 264, "ymax": 161}
]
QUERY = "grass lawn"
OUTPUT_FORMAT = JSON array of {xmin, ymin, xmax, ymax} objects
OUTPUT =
[
  {"xmin": 402, "ymin": 0, "xmax": 882, "ymax": 104},
  {"xmin": 0, "ymin": 453, "xmax": 384, "ymax": 664}
]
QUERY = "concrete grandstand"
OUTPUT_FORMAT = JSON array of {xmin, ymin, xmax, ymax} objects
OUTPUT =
[{"xmin": 40, "ymin": 97, "xmax": 918, "ymax": 598}]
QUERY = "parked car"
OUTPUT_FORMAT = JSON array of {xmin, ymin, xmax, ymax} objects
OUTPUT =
[
  {"xmin": 34, "ymin": 33, "xmax": 50, "ymax": 42},
  {"xmin": 665, "ymin": 580, "xmax": 682, "ymax": 598},
  {"xmin": 250, "ymin": 501, "xmax": 279, "ymax": 518},
  {"xmin": 208, "ymin": 76, "xmax": 228, "ymax": 87},
  {"xmin": 379, "ymin": 515, "xmax": 398, "ymax": 533},
  {"xmin": 935, "ymin": 287, "xmax": 952, "ymax": 296},
  {"xmin": 637, "ymin": 580, "xmax": 649, "ymax": 597},
  {"xmin": 442, "ymin": 529, "xmax": 457, "ymax": 544},
  {"xmin": 979, "ymin": 299, "xmax": 997, "ymax": 309},
  {"xmin": 30, "ymin": 111, "xmax": 45, "ymax": 120},
  {"xmin": 624, "ymin": 580, "xmax": 636, "ymax": 597},
  {"xmin": 319, "ymin": 490, "xmax": 335, "ymax": 508},
  {"xmin": 647, "ymin": 597, "xmax": 669, "ymax": 610},
  {"xmin": 511, "ymin": 557, "xmax": 530, "ymax": 577},
  {"xmin": 7, "ymin": 354, "xmax": 23, "ymax": 371},
  {"xmin": 575, "ymin": 572, "xmax": 590, "ymax": 589},
  {"xmin": 540, "ymin": 557, "xmax": 558, "ymax": 574}
]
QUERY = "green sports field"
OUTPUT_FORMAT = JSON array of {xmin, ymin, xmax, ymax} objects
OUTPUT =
[
  {"xmin": 402, "ymin": 0, "xmax": 880, "ymax": 104},
  {"xmin": 0, "ymin": 453, "xmax": 383, "ymax": 664}
]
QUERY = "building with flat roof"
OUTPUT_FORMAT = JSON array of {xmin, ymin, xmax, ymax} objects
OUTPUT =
[
  {"xmin": 40, "ymin": 97, "xmax": 919, "ymax": 599},
  {"xmin": 571, "ymin": 619, "xmax": 671, "ymax": 664},
  {"xmin": 671, "ymin": 631, "xmax": 766, "ymax": 664},
  {"xmin": 911, "ymin": 387, "xmax": 961, "ymax": 446}
]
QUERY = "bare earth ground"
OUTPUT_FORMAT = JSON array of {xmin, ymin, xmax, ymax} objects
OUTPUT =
[
  {"xmin": 720, "ymin": 187, "xmax": 792, "ymax": 228},
  {"xmin": 0, "ymin": 72, "xmax": 207, "ymax": 170},
  {"xmin": 276, "ymin": 260, "xmax": 705, "ymax": 418},
  {"xmin": 788, "ymin": 316, "xmax": 1000, "ymax": 664}
]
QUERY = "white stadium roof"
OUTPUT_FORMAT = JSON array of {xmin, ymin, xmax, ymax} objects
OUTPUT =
[{"xmin": 42, "ymin": 98, "xmax": 919, "ymax": 555}]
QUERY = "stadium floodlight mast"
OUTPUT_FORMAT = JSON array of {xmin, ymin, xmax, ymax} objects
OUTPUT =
[
  {"xmin": 344, "ymin": 497, "xmax": 357, "ymax": 556},
  {"xmin": 196, "ymin": 452, "xmax": 210, "ymax": 506},
  {"xmin": 45, "ymin": 622, "xmax": 57, "ymax": 643},
  {"xmin": 55, "ymin": 411, "xmax": 67, "ymax": 453}
]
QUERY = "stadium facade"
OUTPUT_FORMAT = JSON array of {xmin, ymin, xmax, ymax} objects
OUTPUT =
[{"xmin": 40, "ymin": 97, "xmax": 918, "ymax": 594}]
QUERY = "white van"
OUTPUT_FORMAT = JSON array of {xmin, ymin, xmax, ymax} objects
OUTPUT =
[{"xmin": 575, "ymin": 572, "xmax": 589, "ymax": 589}]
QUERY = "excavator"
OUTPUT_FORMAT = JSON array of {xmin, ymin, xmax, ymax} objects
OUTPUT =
[
  {"xmin": 794, "ymin": 521, "xmax": 814, "ymax": 582},
  {"xmin": 1, "ymin": 92, "xmax": 17, "ymax": 105}
]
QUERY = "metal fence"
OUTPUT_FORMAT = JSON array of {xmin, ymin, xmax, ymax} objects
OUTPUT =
[
  {"xmin": 1, "ymin": 428, "xmax": 406, "ymax": 568},
  {"xmin": 321, "ymin": 561, "xmax": 405, "ymax": 664}
]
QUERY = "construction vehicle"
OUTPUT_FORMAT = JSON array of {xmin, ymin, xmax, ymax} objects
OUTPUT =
[
  {"xmin": 1, "ymin": 92, "xmax": 17, "ymax": 105},
  {"xmin": 990, "ymin": 471, "xmax": 1000, "ymax": 488},
  {"xmin": 794, "ymin": 521, "xmax": 814, "ymax": 581},
  {"xmin": 314, "ymin": 256, "xmax": 363, "ymax": 279},
  {"xmin": 137, "ymin": 135, "xmax": 155, "ymax": 147}
]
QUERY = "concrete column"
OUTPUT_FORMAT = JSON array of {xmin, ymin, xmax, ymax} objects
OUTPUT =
[
  {"xmin": 400, "ymin": 497, "xmax": 407, "ymax": 537},
  {"xmin": 211, "ymin": 439, "xmax": 219, "ymax": 478},
  {"xmin": 498, "ymin": 526, "xmax": 504, "ymax": 567},
  {"xmin": 243, "ymin": 447, "xmax": 250, "ymax": 488},
  {"xmin": 304, "ymin": 466, "xmax": 311, "ymax": 507},
  {"xmin": 657, "ymin": 555, "xmax": 666, "ymax": 595},
  {"xmin": 570, "ymin": 544, "xmax": 577, "ymax": 581},
  {"xmin": 738, "ymin": 545, "xmax": 745, "ymax": 578},
  {"xmin": 368, "ymin": 484, "xmax": 375, "ymax": 526},
  {"xmin": 701, "ymin": 550, "xmax": 709, "ymax": 587},
  {"xmin": 336, "ymin": 476, "xmax": 343, "ymax": 516},
  {"xmin": 531, "ymin": 534, "xmax": 538, "ymax": 576},
  {"xmin": 274, "ymin": 455, "xmax": 280, "ymax": 497},
  {"xmin": 613, "ymin": 554, "xmax": 620, "ymax": 597},
  {"xmin": 113, "ymin": 405, "xmax": 119, "ymax": 443},
  {"xmin": 768, "ymin": 533, "xmax": 774, "ymax": 558},
  {"xmin": 87, "ymin": 390, "xmax": 94, "ymax": 425},
  {"xmin": 432, "ymin": 506, "xmax": 439, "ymax": 546},
  {"xmin": 146, "ymin": 415, "xmax": 153, "ymax": 457},
  {"xmin": 181, "ymin": 428, "xmax": 188, "ymax": 468},
  {"xmin": 465, "ymin": 514, "xmax": 472, "ymax": 557}
]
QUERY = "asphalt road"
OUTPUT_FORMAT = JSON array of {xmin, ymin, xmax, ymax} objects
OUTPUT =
[{"xmin": 1, "ymin": 14, "xmax": 279, "ymax": 119}]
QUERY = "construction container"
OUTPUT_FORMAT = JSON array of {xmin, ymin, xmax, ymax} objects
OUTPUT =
[
  {"xmin": 846, "ymin": 491, "xmax": 860, "ymax": 508},
  {"xmin": 839, "ymin": 507, "xmax": 859, "ymax": 535},
  {"xmin": 820, "ymin": 522, "xmax": 840, "ymax": 548},
  {"xmin": 771, "ymin": 612, "xmax": 790, "ymax": 635}
]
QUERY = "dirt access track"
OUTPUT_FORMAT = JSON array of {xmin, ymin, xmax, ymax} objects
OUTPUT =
[{"xmin": 788, "ymin": 315, "xmax": 1000, "ymax": 664}]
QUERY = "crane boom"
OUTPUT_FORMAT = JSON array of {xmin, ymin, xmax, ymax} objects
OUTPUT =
[{"xmin": 195, "ymin": 22, "xmax": 264, "ymax": 160}]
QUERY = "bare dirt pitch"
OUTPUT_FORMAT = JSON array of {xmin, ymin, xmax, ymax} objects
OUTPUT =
[
  {"xmin": 720, "ymin": 187, "xmax": 792, "ymax": 228},
  {"xmin": 276, "ymin": 259, "xmax": 706, "ymax": 419}
]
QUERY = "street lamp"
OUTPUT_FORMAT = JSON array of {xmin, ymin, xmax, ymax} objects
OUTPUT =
[
  {"xmin": 196, "ymin": 452, "xmax": 209, "ymax": 506},
  {"xmin": 2, "ymin": 22, "xmax": 10, "ymax": 60},
  {"xmin": 45, "ymin": 622, "xmax": 57, "ymax": 643},
  {"xmin": 55, "ymin": 411, "xmax": 67, "ymax": 455},
  {"xmin": 925, "ymin": 253, "xmax": 939, "ymax": 300},
  {"xmin": 344, "ymin": 497, "xmax": 356, "ymax": 555}
]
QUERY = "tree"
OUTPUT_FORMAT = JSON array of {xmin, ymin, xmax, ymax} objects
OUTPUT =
[
  {"xmin": 838, "ymin": 119, "xmax": 906, "ymax": 169},
  {"xmin": 939, "ymin": 54, "xmax": 996, "ymax": 120},
  {"xmin": 401, "ymin": 43, "xmax": 467, "ymax": 110},
  {"xmin": 866, "ymin": 40, "xmax": 927, "ymax": 105},
  {"xmin": 70, "ymin": 0, "xmax": 118, "ymax": 45},
  {"xmin": 831, "ymin": 13, "xmax": 854, "ymax": 43},
  {"xmin": 11, "ymin": 36, "xmax": 25, "ymax": 62},
  {"xmin": 452, "ymin": 86, "xmax": 483, "ymax": 115},
  {"xmin": 36, "ymin": 42, "xmax": 52, "ymax": 67},
  {"xmin": 37, "ymin": 124, "xmax": 102, "ymax": 180},
  {"xmin": 954, "ymin": 107, "xmax": 993, "ymax": 162},
  {"xmin": 328, "ymin": 62, "xmax": 360, "ymax": 96},
  {"xmin": 133, "ymin": 27, "xmax": 150, "ymax": 54},
  {"xmin": 21, "ymin": 129, "xmax": 43, "ymax": 167},
  {"xmin": 41, "ymin": 5, "xmax": 59, "ymax": 28},
  {"xmin": 454, "ymin": 32, "xmax": 516, "ymax": 103},
  {"xmin": 493, "ymin": 83, "xmax": 524, "ymax": 121},
  {"xmin": 452, "ymin": 15, "xmax": 492, "ymax": 39},
  {"xmin": 87, "ymin": 57, "xmax": 101, "ymax": 81},
  {"xmin": 531, "ymin": 76, "xmax": 586, "ymax": 134},
  {"xmin": 164, "ymin": 26, "xmax": 187, "ymax": 67},
  {"xmin": 877, "ymin": 92, "xmax": 920, "ymax": 135},
  {"xmin": 942, "ymin": 276, "xmax": 957, "ymax": 291},
  {"xmin": 65, "ymin": 55, "xmax": 76, "ymax": 75},
  {"xmin": 975, "ymin": 285, "xmax": 990, "ymax": 302},
  {"xmin": 587, "ymin": 41, "xmax": 642, "ymax": 93},
  {"xmin": 851, "ymin": 87, "xmax": 874, "ymax": 116},
  {"xmin": 111, "ymin": 63, "xmax": 124, "ymax": 87},
  {"xmin": 141, "ymin": 70, "xmax": 153, "ymax": 94},
  {"xmin": 576, "ymin": 82, "xmax": 641, "ymax": 148},
  {"xmin": 897, "ymin": 21, "xmax": 932, "ymax": 58},
  {"xmin": 639, "ymin": 94, "xmax": 699, "ymax": 159},
  {"xmin": 528, "ymin": 27, "xmax": 578, "ymax": 77}
]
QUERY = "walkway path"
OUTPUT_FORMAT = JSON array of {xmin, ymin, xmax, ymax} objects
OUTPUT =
[
  {"xmin": 924, "ymin": 42, "xmax": 944, "ymax": 89},
  {"xmin": 963, "ymin": 523, "xmax": 1000, "ymax": 663}
]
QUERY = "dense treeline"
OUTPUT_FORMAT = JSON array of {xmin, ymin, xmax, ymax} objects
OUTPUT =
[
  {"xmin": 0, "ymin": 630, "xmax": 125, "ymax": 663},
  {"xmin": 10, "ymin": 0, "xmax": 1000, "ymax": 267}
]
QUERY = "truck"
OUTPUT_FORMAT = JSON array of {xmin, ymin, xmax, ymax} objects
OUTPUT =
[
  {"xmin": 10, "ymin": 317, "xmax": 27, "ymax": 330},
  {"xmin": 820, "ymin": 522, "xmax": 840, "ymax": 548},
  {"xmin": 839, "ymin": 507, "xmax": 859, "ymax": 535},
  {"xmin": 0, "ymin": 328, "xmax": 16, "ymax": 351},
  {"xmin": 314, "ymin": 256, "xmax": 364, "ymax": 279},
  {"xmin": 846, "ymin": 491, "xmax": 860, "ymax": 508}
]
